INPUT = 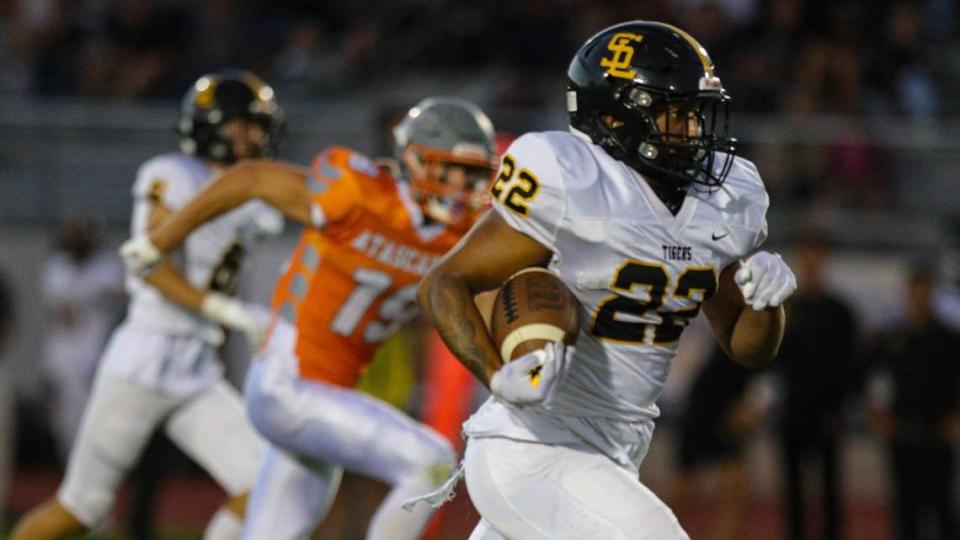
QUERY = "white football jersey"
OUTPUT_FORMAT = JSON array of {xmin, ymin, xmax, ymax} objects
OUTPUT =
[
  {"xmin": 464, "ymin": 131, "xmax": 768, "ymax": 469},
  {"xmin": 41, "ymin": 250, "xmax": 123, "ymax": 374},
  {"xmin": 125, "ymin": 153, "xmax": 283, "ymax": 343}
]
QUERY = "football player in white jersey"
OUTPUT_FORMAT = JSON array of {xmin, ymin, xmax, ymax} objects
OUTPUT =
[
  {"xmin": 12, "ymin": 70, "xmax": 285, "ymax": 540},
  {"xmin": 418, "ymin": 21, "xmax": 797, "ymax": 539}
]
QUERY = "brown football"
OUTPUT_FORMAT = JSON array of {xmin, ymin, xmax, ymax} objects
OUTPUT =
[{"xmin": 489, "ymin": 268, "xmax": 580, "ymax": 363}]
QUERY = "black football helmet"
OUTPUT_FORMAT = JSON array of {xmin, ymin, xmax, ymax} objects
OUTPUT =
[
  {"xmin": 567, "ymin": 21, "xmax": 736, "ymax": 193},
  {"xmin": 178, "ymin": 69, "xmax": 285, "ymax": 164}
]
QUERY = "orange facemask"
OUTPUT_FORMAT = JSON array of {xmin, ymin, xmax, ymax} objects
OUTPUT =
[{"xmin": 406, "ymin": 144, "xmax": 497, "ymax": 229}]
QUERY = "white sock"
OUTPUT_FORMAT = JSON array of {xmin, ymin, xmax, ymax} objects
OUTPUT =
[{"xmin": 204, "ymin": 507, "xmax": 243, "ymax": 540}]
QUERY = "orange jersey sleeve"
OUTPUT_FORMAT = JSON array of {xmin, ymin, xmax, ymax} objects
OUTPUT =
[{"xmin": 306, "ymin": 147, "xmax": 365, "ymax": 226}]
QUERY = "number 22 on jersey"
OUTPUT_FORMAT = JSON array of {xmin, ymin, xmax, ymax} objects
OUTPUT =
[
  {"xmin": 591, "ymin": 261, "xmax": 717, "ymax": 346},
  {"xmin": 490, "ymin": 154, "xmax": 540, "ymax": 217}
]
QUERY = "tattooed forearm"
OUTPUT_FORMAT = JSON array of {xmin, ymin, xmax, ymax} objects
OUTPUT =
[{"xmin": 419, "ymin": 273, "xmax": 503, "ymax": 386}]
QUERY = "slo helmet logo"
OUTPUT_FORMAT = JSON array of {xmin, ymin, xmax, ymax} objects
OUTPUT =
[{"xmin": 600, "ymin": 32, "xmax": 643, "ymax": 79}]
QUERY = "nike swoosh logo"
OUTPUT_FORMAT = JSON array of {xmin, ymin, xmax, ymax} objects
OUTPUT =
[{"xmin": 711, "ymin": 231, "xmax": 729, "ymax": 241}]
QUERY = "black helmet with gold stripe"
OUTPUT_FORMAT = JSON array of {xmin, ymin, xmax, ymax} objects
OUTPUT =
[
  {"xmin": 178, "ymin": 69, "xmax": 285, "ymax": 164},
  {"xmin": 567, "ymin": 21, "xmax": 736, "ymax": 193}
]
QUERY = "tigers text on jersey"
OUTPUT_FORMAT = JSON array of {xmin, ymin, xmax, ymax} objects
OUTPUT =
[
  {"xmin": 464, "ymin": 131, "xmax": 768, "ymax": 469},
  {"xmin": 124, "ymin": 153, "xmax": 283, "ymax": 345},
  {"xmin": 268, "ymin": 147, "xmax": 461, "ymax": 386}
]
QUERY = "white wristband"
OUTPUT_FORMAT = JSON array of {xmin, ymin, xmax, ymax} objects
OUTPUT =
[{"xmin": 201, "ymin": 292, "xmax": 231, "ymax": 324}]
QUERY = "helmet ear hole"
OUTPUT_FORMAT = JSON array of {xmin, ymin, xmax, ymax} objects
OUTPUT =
[{"xmin": 639, "ymin": 143, "xmax": 658, "ymax": 159}]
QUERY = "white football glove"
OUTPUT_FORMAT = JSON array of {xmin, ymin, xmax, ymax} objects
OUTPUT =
[
  {"xmin": 120, "ymin": 235, "xmax": 163, "ymax": 275},
  {"xmin": 490, "ymin": 341, "xmax": 574, "ymax": 407},
  {"xmin": 735, "ymin": 251, "xmax": 797, "ymax": 310},
  {"xmin": 202, "ymin": 292, "xmax": 266, "ymax": 348}
]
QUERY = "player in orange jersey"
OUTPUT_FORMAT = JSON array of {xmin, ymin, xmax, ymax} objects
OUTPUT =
[{"xmin": 120, "ymin": 97, "xmax": 497, "ymax": 540}]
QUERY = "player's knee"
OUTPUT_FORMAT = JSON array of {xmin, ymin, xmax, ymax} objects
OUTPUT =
[
  {"xmin": 244, "ymin": 365, "xmax": 295, "ymax": 443},
  {"xmin": 404, "ymin": 437, "xmax": 456, "ymax": 489},
  {"xmin": 425, "ymin": 432, "xmax": 456, "ymax": 467},
  {"xmin": 245, "ymin": 391, "xmax": 286, "ymax": 444},
  {"xmin": 436, "ymin": 438, "xmax": 457, "ymax": 468}
]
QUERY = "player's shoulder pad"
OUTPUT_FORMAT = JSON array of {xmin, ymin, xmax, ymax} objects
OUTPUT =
[
  {"xmin": 308, "ymin": 146, "xmax": 387, "ymax": 197},
  {"xmin": 132, "ymin": 152, "xmax": 204, "ymax": 201},
  {"xmin": 724, "ymin": 155, "xmax": 767, "ymax": 201},
  {"xmin": 538, "ymin": 131, "xmax": 603, "ymax": 189},
  {"xmin": 716, "ymin": 154, "xmax": 769, "ymax": 216},
  {"xmin": 504, "ymin": 131, "xmax": 594, "ymax": 187},
  {"xmin": 311, "ymin": 146, "xmax": 381, "ymax": 181},
  {"xmin": 715, "ymin": 154, "xmax": 769, "ymax": 248},
  {"xmin": 492, "ymin": 132, "xmax": 574, "ymax": 248},
  {"xmin": 505, "ymin": 132, "xmax": 557, "ymax": 162}
]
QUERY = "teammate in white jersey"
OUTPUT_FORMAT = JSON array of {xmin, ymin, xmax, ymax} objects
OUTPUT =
[
  {"xmin": 418, "ymin": 21, "xmax": 798, "ymax": 539},
  {"xmin": 12, "ymin": 70, "xmax": 285, "ymax": 540}
]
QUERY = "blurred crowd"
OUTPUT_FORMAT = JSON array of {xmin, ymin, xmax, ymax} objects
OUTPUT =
[
  {"xmin": 0, "ymin": 1, "xmax": 956, "ymax": 403},
  {"xmin": 670, "ymin": 228, "xmax": 960, "ymax": 540},
  {"xmin": 1, "ymin": 0, "xmax": 957, "ymax": 216},
  {"xmin": 0, "ymin": 0, "xmax": 956, "ymax": 118}
]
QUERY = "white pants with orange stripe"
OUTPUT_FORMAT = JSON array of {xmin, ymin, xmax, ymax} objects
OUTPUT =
[
  {"xmin": 464, "ymin": 436, "xmax": 689, "ymax": 540},
  {"xmin": 240, "ymin": 323, "xmax": 456, "ymax": 540}
]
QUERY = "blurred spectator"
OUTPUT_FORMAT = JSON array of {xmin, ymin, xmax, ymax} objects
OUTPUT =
[
  {"xmin": 932, "ymin": 224, "xmax": 960, "ymax": 332},
  {"xmin": 671, "ymin": 346, "xmax": 766, "ymax": 540},
  {"xmin": 865, "ymin": 1, "xmax": 940, "ymax": 118},
  {"xmin": 185, "ymin": 0, "xmax": 246, "ymax": 74},
  {"xmin": 819, "ymin": 121, "xmax": 891, "ymax": 210},
  {"xmin": 81, "ymin": 0, "xmax": 193, "ymax": 98},
  {"xmin": 785, "ymin": 3, "xmax": 864, "ymax": 117},
  {"xmin": 725, "ymin": 0, "xmax": 812, "ymax": 113},
  {"xmin": 869, "ymin": 263, "xmax": 960, "ymax": 540},
  {"xmin": 40, "ymin": 216, "xmax": 124, "ymax": 461},
  {"xmin": 680, "ymin": 1, "xmax": 739, "ymax": 69},
  {"xmin": 776, "ymin": 228, "xmax": 859, "ymax": 540},
  {"xmin": 9, "ymin": 0, "xmax": 87, "ymax": 96},
  {"xmin": 678, "ymin": 0, "xmax": 760, "ymax": 29},
  {"xmin": 495, "ymin": 0, "xmax": 573, "ymax": 73},
  {"xmin": 0, "ymin": 263, "xmax": 13, "ymax": 520},
  {"xmin": 0, "ymin": 0, "xmax": 953, "ymax": 126},
  {"xmin": 272, "ymin": 20, "xmax": 345, "ymax": 97},
  {"xmin": 0, "ymin": 266, "xmax": 11, "ymax": 355},
  {"xmin": 933, "ymin": 253, "xmax": 960, "ymax": 331}
]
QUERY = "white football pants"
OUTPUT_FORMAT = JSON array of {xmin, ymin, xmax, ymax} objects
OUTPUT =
[
  {"xmin": 58, "ymin": 375, "xmax": 265, "ymax": 526},
  {"xmin": 464, "ymin": 436, "xmax": 689, "ymax": 540},
  {"xmin": 240, "ymin": 347, "xmax": 456, "ymax": 540}
]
